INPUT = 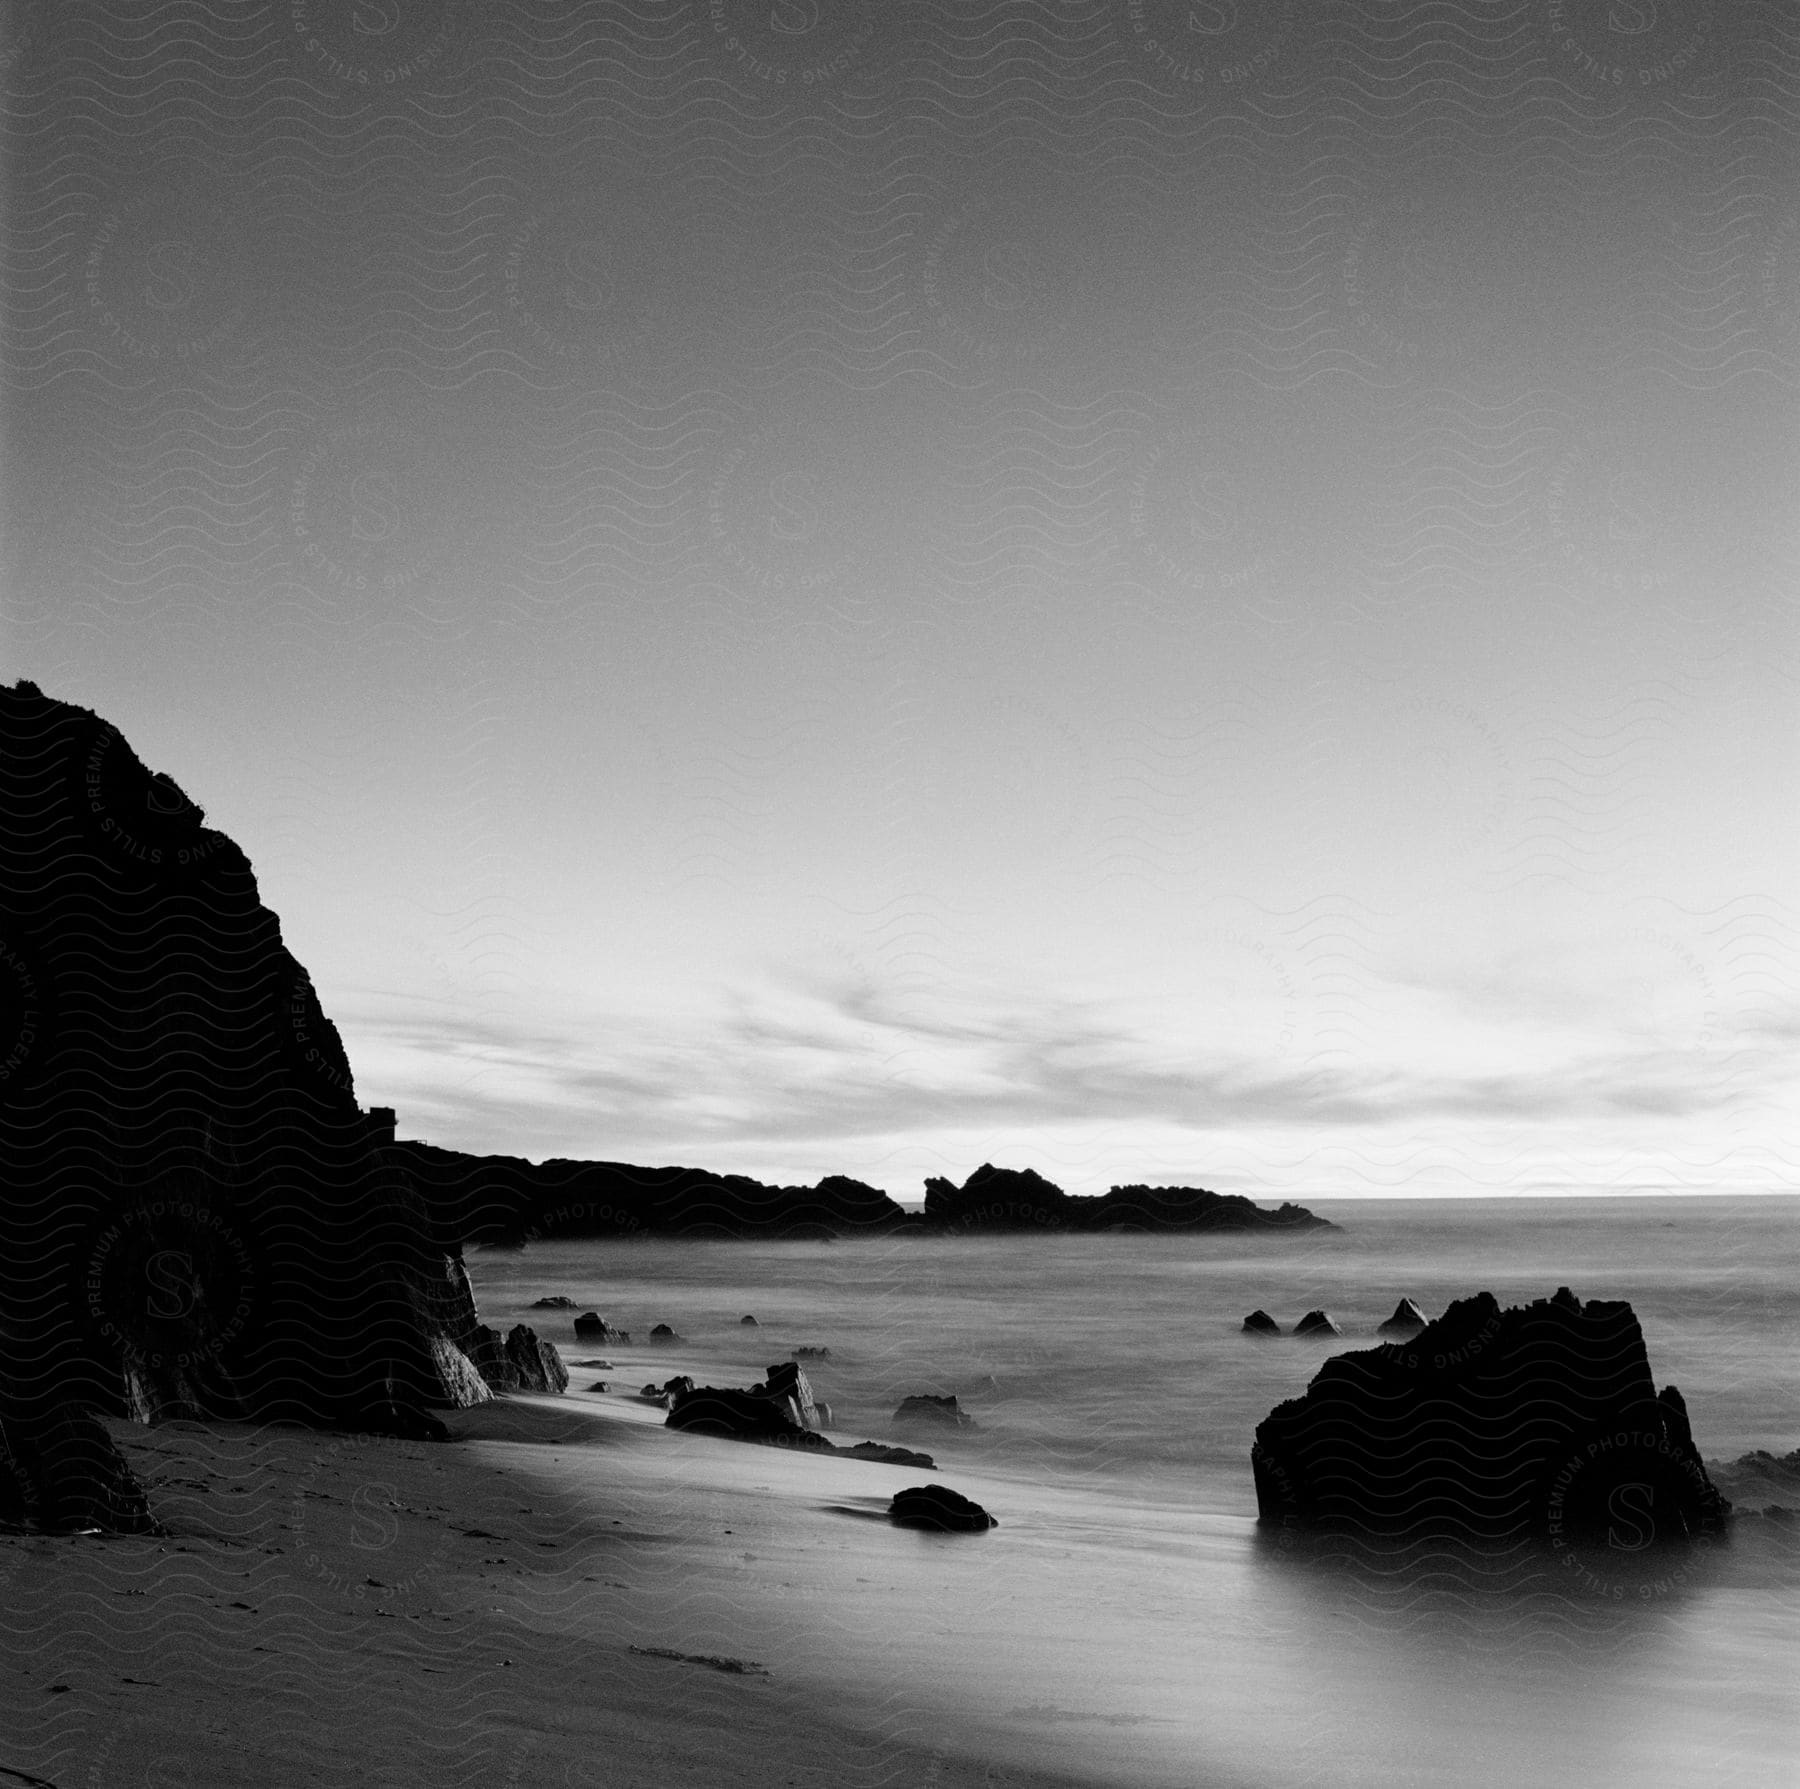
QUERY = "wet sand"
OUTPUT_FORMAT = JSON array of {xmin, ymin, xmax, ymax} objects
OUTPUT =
[{"xmin": 0, "ymin": 1395, "xmax": 1118, "ymax": 1789}]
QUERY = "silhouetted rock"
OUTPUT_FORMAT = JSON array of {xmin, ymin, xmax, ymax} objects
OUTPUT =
[
  {"xmin": 389, "ymin": 1140, "xmax": 1331, "ymax": 1245},
  {"xmin": 1242, "ymin": 1310, "xmax": 1282, "ymax": 1336},
  {"xmin": 1252, "ymin": 1288, "xmax": 1731, "ymax": 1539},
  {"xmin": 648, "ymin": 1323, "xmax": 683, "ymax": 1344},
  {"xmin": 388, "ymin": 1142, "xmax": 909, "ymax": 1242},
  {"xmin": 1292, "ymin": 1310, "xmax": 1339, "ymax": 1338},
  {"xmin": 919, "ymin": 1163, "xmax": 1335, "ymax": 1234},
  {"xmin": 0, "ymin": 681, "xmax": 530, "ymax": 1491},
  {"xmin": 888, "ymin": 1484, "xmax": 996, "ymax": 1532},
  {"xmin": 925, "ymin": 1164, "xmax": 1068, "ymax": 1230},
  {"xmin": 752, "ymin": 1360, "xmax": 821, "ymax": 1430},
  {"xmin": 573, "ymin": 1312, "xmax": 628, "ymax": 1342},
  {"xmin": 468, "ymin": 1323, "xmax": 568, "ymax": 1395},
  {"xmin": 740, "ymin": 1314, "xmax": 758, "ymax": 1326},
  {"xmin": 530, "ymin": 1296, "xmax": 577, "ymax": 1310},
  {"xmin": 847, "ymin": 1441, "xmax": 935, "ymax": 1468},
  {"xmin": 667, "ymin": 1386, "xmax": 828, "ymax": 1446},
  {"xmin": 1089, "ymin": 1185, "xmax": 1337, "ymax": 1233},
  {"xmin": 586, "ymin": 1381, "xmax": 609, "ymax": 1392},
  {"xmin": 1376, "ymin": 1297, "xmax": 1429, "ymax": 1338},
  {"xmin": 894, "ymin": 1394, "xmax": 977, "ymax": 1429}
]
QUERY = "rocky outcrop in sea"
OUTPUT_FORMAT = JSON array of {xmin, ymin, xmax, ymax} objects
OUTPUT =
[
  {"xmin": 1252, "ymin": 1285, "xmax": 1730, "ymax": 1540},
  {"xmin": 921, "ymin": 1164, "xmax": 1336, "ymax": 1234}
]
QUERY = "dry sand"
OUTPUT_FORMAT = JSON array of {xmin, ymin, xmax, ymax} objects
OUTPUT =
[{"xmin": 0, "ymin": 1391, "xmax": 1116, "ymax": 1789}]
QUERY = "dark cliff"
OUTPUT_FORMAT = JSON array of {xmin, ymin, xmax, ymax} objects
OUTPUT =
[{"xmin": 0, "ymin": 680, "xmax": 518, "ymax": 1497}]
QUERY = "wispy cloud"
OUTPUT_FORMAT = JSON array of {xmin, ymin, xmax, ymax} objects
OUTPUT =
[{"xmin": 336, "ymin": 967, "xmax": 1792, "ymax": 1187}]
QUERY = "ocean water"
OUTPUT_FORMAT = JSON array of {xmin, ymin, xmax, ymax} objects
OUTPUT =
[{"xmin": 469, "ymin": 1197, "xmax": 1800, "ymax": 1788}]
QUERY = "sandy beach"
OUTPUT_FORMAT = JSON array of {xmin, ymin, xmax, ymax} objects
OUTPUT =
[{"xmin": 0, "ymin": 1391, "xmax": 1118, "ymax": 1789}]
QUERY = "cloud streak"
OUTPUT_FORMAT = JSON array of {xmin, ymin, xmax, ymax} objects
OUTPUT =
[{"xmin": 338, "ymin": 969, "xmax": 1794, "ymax": 1187}]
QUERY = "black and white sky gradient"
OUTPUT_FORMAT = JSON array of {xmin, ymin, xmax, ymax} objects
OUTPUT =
[{"xmin": 4, "ymin": 1, "xmax": 1796, "ymax": 1196}]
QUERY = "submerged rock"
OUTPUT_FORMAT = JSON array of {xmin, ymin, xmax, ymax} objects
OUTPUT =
[
  {"xmin": 847, "ymin": 1441, "xmax": 935, "ymax": 1468},
  {"xmin": 648, "ymin": 1323, "xmax": 683, "ymax": 1344},
  {"xmin": 1376, "ymin": 1297, "xmax": 1429, "ymax": 1338},
  {"xmin": 888, "ymin": 1484, "xmax": 996, "ymax": 1532},
  {"xmin": 739, "ymin": 1314, "xmax": 758, "ymax": 1326},
  {"xmin": 1252, "ymin": 1287, "xmax": 1731, "ymax": 1539},
  {"xmin": 1242, "ymin": 1310, "xmax": 1282, "ymax": 1337},
  {"xmin": 573, "ymin": 1312, "xmax": 628, "ymax": 1342},
  {"xmin": 1292, "ymin": 1310, "xmax": 1339, "ymax": 1338},
  {"xmin": 792, "ymin": 1345, "xmax": 830, "ymax": 1359},
  {"xmin": 530, "ymin": 1296, "xmax": 578, "ymax": 1310},
  {"xmin": 893, "ymin": 1394, "xmax": 978, "ymax": 1429}
]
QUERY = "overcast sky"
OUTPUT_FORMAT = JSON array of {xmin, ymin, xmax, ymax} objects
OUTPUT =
[{"xmin": 4, "ymin": 2, "xmax": 1796, "ymax": 1198}]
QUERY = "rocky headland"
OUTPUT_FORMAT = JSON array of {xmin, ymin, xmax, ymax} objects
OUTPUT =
[{"xmin": 393, "ymin": 1148, "xmax": 1336, "ymax": 1243}]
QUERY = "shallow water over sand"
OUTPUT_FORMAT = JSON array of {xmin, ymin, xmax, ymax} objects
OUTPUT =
[{"xmin": 471, "ymin": 1197, "xmax": 1800, "ymax": 1787}]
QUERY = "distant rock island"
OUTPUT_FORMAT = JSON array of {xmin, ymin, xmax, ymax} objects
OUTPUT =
[{"xmin": 388, "ymin": 1147, "xmax": 1336, "ymax": 1242}]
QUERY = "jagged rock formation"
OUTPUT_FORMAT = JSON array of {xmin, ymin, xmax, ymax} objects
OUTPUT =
[
  {"xmin": 1376, "ymin": 1297, "xmax": 1429, "ymax": 1338},
  {"xmin": 920, "ymin": 1164, "xmax": 1335, "ymax": 1233},
  {"xmin": 664, "ymin": 1363, "xmax": 923, "ymax": 1465},
  {"xmin": 1252, "ymin": 1286, "xmax": 1730, "ymax": 1539},
  {"xmin": 1707, "ymin": 1447, "xmax": 1800, "ymax": 1518},
  {"xmin": 1242, "ymin": 1310, "xmax": 1282, "ymax": 1336},
  {"xmin": 1292, "ymin": 1310, "xmax": 1340, "ymax": 1338},
  {"xmin": 667, "ymin": 1386, "xmax": 821, "ymax": 1444},
  {"xmin": 893, "ymin": 1394, "xmax": 977, "ymax": 1429},
  {"xmin": 573, "ymin": 1312, "xmax": 629, "ymax": 1342},
  {"xmin": 0, "ymin": 681, "xmax": 558, "ymax": 1526},
  {"xmin": 758, "ymin": 1361, "xmax": 820, "ymax": 1430}
]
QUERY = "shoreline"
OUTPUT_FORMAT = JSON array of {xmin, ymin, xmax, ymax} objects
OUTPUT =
[{"xmin": 0, "ymin": 1397, "xmax": 1132, "ymax": 1789}]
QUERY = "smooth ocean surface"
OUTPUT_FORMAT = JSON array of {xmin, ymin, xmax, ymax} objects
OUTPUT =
[{"xmin": 470, "ymin": 1197, "xmax": 1800, "ymax": 1787}]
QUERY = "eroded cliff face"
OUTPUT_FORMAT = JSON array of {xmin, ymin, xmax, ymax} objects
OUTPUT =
[{"xmin": 0, "ymin": 680, "xmax": 504, "ymax": 1470}]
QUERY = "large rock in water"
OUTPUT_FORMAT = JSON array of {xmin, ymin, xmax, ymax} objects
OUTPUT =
[
  {"xmin": 1252, "ymin": 1287, "xmax": 1730, "ymax": 1539},
  {"xmin": 0, "ymin": 681, "xmax": 557, "ymax": 1515},
  {"xmin": 893, "ymin": 1394, "xmax": 977, "ymax": 1429},
  {"xmin": 666, "ymin": 1386, "xmax": 827, "ymax": 1447}
]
